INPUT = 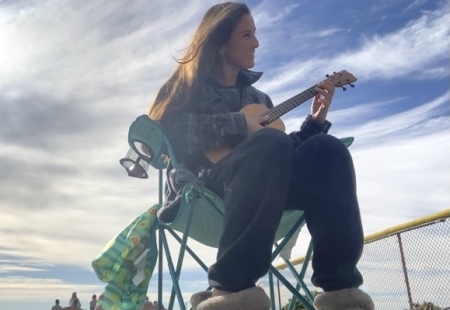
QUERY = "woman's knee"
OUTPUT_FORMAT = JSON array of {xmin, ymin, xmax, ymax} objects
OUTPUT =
[
  {"xmin": 237, "ymin": 128, "xmax": 292, "ymax": 169},
  {"xmin": 307, "ymin": 134, "xmax": 350, "ymax": 155},
  {"xmin": 250, "ymin": 128, "xmax": 292, "ymax": 153}
]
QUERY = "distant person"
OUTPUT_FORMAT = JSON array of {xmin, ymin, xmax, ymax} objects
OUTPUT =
[
  {"xmin": 144, "ymin": 296, "xmax": 152, "ymax": 305},
  {"xmin": 89, "ymin": 294, "xmax": 97, "ymax": 310},
  {"xmin": 69, "ymin": 292, "xmax": 81, "ymax": 308},
  {"xmin": 51, "ymin": 299, "xmax": 63, "ymax": 310},
  {"xmin": 143, "ymin": 296, "xmax": 154, "ymax": 310},
  {"xmin": 95, "ymin": 293, "xmax": 104, "ymax": 310},
  {"xmin": 153, "ymin": 301, "xmax": 166, "ymax": 310}
]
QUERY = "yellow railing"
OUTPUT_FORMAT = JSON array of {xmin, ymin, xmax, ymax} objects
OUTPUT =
[{"xmin": 275, "ymin": 208, "xmax": 450, "ymax": 270}]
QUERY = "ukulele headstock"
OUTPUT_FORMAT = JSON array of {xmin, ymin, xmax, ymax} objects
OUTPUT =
[{"xmin": 324, "ymin": 70, "xmax": 357, "ymax": 91}]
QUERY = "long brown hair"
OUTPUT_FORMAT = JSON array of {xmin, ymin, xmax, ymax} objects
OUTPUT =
[{"xmin": 149, "ymin": 2, "xmax": 250, "ymax": 120}]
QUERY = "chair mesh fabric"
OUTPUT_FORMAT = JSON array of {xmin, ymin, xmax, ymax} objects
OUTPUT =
[{"xmin": 166, "ymin": 183, "xmax": 304, "ymax": 248}]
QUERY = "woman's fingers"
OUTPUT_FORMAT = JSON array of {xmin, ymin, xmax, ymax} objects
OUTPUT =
[{"xmin": 315, "ymin": 81, "xmax": 335, "ymax": 105}]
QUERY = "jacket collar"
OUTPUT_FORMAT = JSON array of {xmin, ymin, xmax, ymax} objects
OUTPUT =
[
  {"xmin": 237, "ymin": 69, "xmax": 263, "ymax": 86},
  {"xmin": 207, "ymin": 69, "xmax": 263, "ymax": 88}
]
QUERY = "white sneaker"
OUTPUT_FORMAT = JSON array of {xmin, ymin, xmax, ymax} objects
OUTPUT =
[
  {"xmin": 314, "ymin": 288, "xmax": 374, "ymax": 310},
  {"xmin": 192, "ymin": 286, "xmax": 271, "ymax": 310}
]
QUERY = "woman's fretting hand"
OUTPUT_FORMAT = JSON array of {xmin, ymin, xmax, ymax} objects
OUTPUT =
[{"xmin": 311, "ymin": 80, "xmax": 335, "ymax": 124}]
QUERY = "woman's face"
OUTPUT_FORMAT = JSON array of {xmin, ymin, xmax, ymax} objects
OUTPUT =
[{"xmin": 221, "ymin": 14, "xmax": 259, "ymax": 70}]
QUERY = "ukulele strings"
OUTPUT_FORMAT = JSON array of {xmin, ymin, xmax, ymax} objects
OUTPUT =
[{"xmin": 261, "ymin": 86, "xmax": 317, "ymax": 124}]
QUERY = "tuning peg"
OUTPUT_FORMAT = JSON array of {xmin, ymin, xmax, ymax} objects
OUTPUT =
[
  {"xmin": 326, "ymin": 74, "xmax": 330, "ymax": 77},
  {"xmin": 341, "ymin": 86, "xmax": 347, "ymax": 91},
  {"xmin": 350, "ymin": 84, "xmax": 355, "ymax": 88}
]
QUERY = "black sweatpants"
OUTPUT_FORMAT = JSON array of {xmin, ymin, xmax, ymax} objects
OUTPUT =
[{"xmin": 204, "ymin": 128, "xmax": 364, "ymax": 292}]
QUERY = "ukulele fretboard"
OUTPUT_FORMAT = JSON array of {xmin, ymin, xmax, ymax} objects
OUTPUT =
[{"xmin": 262, "ymin": 86, "xmax": 317, "ymax": 124}]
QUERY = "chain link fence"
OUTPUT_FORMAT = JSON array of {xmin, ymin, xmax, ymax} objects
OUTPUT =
[{"xmin": 269, "ymin": 209, "xmax": 450, "ymax": 310}]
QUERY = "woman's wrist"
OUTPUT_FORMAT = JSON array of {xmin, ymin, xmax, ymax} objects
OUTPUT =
[{"xmin": 303, "ymin": 114, "xmax": 332, "ymax": 133}]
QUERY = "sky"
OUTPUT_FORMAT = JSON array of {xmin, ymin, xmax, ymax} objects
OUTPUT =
[{"xmin": 0, "ymin": 0, "xmax": 449, "ymax": 309}]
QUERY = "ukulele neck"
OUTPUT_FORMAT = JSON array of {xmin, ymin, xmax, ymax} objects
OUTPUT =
[{"xmin": 263, "ymin": 86, "xmax": 316, "ymax": 124}]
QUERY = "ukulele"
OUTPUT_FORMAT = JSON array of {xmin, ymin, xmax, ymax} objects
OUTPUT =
[{"xmin": 204, "ymin": 70, "xmax": 357, "ymax": 163}]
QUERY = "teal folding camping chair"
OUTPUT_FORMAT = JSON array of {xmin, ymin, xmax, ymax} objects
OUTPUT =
[{"xmin": 120, "ymin": 114, "xmax": 354, "ymax": 310}]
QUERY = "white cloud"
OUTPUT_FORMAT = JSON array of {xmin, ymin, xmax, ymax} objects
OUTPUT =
[
  {"xmin": 0, "ymin": 265, "xmax": 47, "ymax": 273},
  {"xmin": 257, "ymin": 2, "xmax": 450, "ymax": 94},
  {"xmin": 253, "ymin": 2, "xmax": 300, "ymax": 29},
  {"xmin": 0, "ymin": 276, "xmax": 103, "ymax": 304},
  {"xmin": 328, "ymin": 91, "xmax": 450, "ymax": 145}
]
